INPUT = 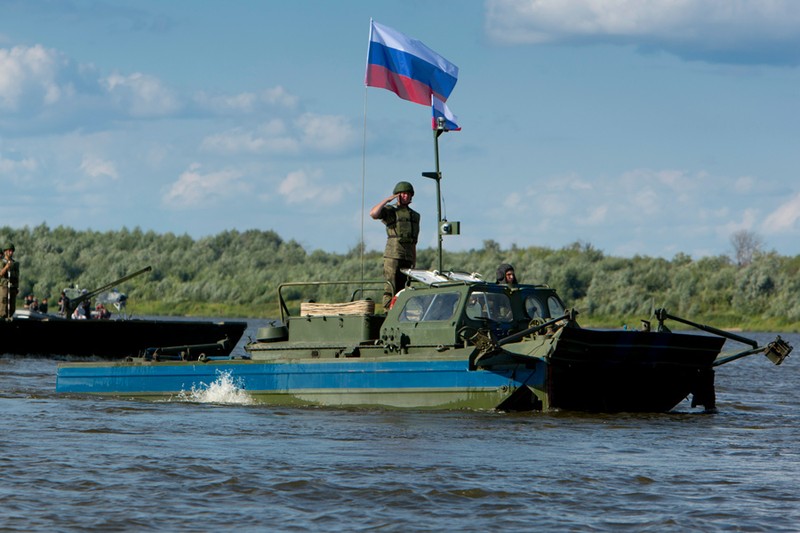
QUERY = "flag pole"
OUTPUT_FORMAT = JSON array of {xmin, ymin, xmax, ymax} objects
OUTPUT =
[{"xmin": 423, "ymin": 117, "xmax": 446, "ymax": 273}]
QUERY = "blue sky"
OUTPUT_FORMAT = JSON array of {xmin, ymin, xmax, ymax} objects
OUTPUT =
[{"xmin": 2, "ymin": 0, "xmax": 799, "ymax": 260}]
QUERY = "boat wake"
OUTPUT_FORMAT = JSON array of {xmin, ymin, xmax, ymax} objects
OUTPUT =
[{"xmin": 176, "ymin": 370, "xmax": 254, "ymax": 405}]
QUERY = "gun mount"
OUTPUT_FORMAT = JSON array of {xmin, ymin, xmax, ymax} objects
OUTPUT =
[{"xmin": 64, "ymin": 266, "xmax": 152, "ymax": 319}]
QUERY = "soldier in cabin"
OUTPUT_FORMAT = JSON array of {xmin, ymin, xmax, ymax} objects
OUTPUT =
[
  {"xmin": 370, "ymin": 181, "xmax": 421, "ymax": 309},
  {"xmin": 496, "ymin": 263, "xmax": 518, "ymax": 286}
]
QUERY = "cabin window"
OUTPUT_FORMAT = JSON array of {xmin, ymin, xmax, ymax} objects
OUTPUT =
[
  {"xmin": 466, "ymin": 291, "xmax": 513, "ymax": 323},
  {"xmin": 524, "ymin": 295, "xmax": 545, "ymax": 319},
  {"xmin": 547, "ymin": 296, "xmax": 565, "ymax": 317},
  {"xmin": 399, "ymin": 292, "xmax": 461, "ymax": 322}
]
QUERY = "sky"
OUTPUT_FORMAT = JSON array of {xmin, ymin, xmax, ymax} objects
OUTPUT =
[{"xmin": 2, "ymin": 0, "xmax": 799, "ymax": 260}]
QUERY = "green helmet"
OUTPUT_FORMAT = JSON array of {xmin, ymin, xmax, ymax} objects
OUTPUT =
[
  {"xmin": 4, "ymin": 243, "xmax": 14, "ymax": 251},
  {"xmin": 393, "ymin": 181, "xmax": 414, "ymax": 195}
]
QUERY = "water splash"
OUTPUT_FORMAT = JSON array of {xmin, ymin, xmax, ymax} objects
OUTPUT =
[{"xmin": 176, "ymin": 370, "xmax": 254, "ymax": 405}]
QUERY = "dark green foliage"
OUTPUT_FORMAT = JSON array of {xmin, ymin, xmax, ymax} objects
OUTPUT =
[{"xmin": 3, "ymin": 224, "xmax": 800, "ymax": 329}]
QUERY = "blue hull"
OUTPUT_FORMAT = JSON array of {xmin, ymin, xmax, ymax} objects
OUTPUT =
[{"xmin": 56, "ymin": 358, "xmax": 546, "ymax": 410}]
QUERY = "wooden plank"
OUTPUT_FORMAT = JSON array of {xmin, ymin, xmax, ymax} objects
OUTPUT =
[{"xmin": 300, "ymin": 300, "xmax": 375, "ymax": 316}]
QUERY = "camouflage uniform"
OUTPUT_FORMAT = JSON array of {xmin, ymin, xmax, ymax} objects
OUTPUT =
[
  {"xmin": 378, "ymin": 204, "xmax": 420, "ymax": 308},
  {"xmin": 1, "ymin": 250, "xmax": 20, "ymax": 319}
]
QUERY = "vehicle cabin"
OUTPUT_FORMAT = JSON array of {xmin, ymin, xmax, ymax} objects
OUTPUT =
[
  {"xmin": 269, "ymin": 275, "xmax": 566, "ymax": 355},
  {"xmin": 383, "ymin": 281, "xmax": 566, "ymax": 353}
]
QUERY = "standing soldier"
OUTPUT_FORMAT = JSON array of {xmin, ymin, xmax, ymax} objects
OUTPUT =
[
  {"xmin": 370, "ymin": 181, "xmax": 421, "ymax": 309},
  {"xmin": 1, "ymin": 243, "xmax": 20, "ymax": 319}
]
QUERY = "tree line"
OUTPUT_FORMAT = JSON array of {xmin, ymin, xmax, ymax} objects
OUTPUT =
[{"xmin": 4, "ymin": 224, "xmax": 799, "ymax": 331}]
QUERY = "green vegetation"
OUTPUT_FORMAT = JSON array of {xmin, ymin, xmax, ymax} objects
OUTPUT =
[{"xmin": 6, "ymin": 224, "xmax": 800, "ymax": 332}]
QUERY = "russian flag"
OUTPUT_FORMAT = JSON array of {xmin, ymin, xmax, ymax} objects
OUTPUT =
[
  {"xmin": 365, "ymin": 20, "xmax": 459, "ymax": 106},
  {"xmin": 432, "ymin": 95, "xmax": 461, "ymax": 131}
]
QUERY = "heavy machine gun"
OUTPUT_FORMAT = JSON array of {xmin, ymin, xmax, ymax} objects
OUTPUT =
[{"xmin": 63, "ymin": 266, "xmax": 152, "ymax": 319}]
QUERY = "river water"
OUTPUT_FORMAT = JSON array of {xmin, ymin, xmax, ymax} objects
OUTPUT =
[{"xmin": 2, "ymin": 323, "xmax": 798, "ymax": 532}]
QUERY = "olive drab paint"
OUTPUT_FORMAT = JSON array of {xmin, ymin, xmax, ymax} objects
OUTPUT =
[{"xmin": 382, "ymin": 205, "xmax": 420, "ymax": 260}]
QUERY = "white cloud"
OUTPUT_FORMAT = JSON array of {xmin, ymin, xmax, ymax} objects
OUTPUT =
[
  {"xmin": 717, "ymin": 207, "xmax": 761, "ymax": 242},
  {"xmin": 761, "ymin": 191, "xmax": 800, "ymax": 233},
  {"xmin": 494, "ymin": 167, "xmax": 751, "ymax": 243},
  {"xmin": 193, "ymin": 85, "xmax": 299, "ymax": 114},
  {"xmin": 656, "ymin": 169, "xmax": 701, "ymax": 189},
  {"xmin": 0, "ymin": 153, "xmax": 37, "ymax": 172},
  {"xmin": 163, "ymin": 163, "xmax": 250, "ymax": 208},
  {"xmin": 0, "ymin": 43, "xmax": 187, "ymax": 126},
  {"xmin": 200, "ymin": 113, "xmax": 356, "ymax": 156},
  {"xmin": 261, "ymin": 86, "xmax": 299, "ymax": 108},
  {"xmin": 486, "ymin": 0, "xmax": 800, "ymax": 65},
  {"xmin": 200, "ymin": 121, "xmax": 300, "ymax": 155},
  {"xmin": 630, "ymin": 188, "xmax": 660, "ymax": 213},
  {"xmin": 103, "ymin": 72, "xmax": 180, "ymax": 117},
  {"xmin": 619, "ymin": 168, "xmax": 699, "ymax": 193},
  {"xmin": 79, "ymin": 155, "xmax": 119, "ymax": 180},
  {"xmin": 585, "ymin": 205, "xmax": 608, "ymax": 225},
  {"xmin": 278, "ymin": 169, "xmax": 345, "ymax": 205},
  {"xmin": 53, "ymin": 154, "xmax": 120, "ymax": 192},
  {"xmin": 0, "ymin": 153, "xmax": 38, "ymax": 184},
  {"xmin": 297, "ymin": 113, "xmax": 357, "ymax": 153},
  {"xmin": 195, "ymin": 91, "xmax": 259, "ymax": 113},
  {"xmin": 1, "ymin": 43, "xmax": 305, "ymax": 130},
  {"xmin": 145, "ymin": 144, "xmax": 170, "ymax": 168},
  {"xmin": 569, "ymin": 178, "xmax": 593, "ymax": 191},
  {"xmin": 734, "ymin": 175, "xmax": 755, "ymax": 193},
  {"xmin": 0, "ymin": 44, "xmax": 75, "ymax": 112},
  {"xmin": 536, "ymin": 192, "xmax": 570, "ymax": 217},
  {"xmin": 503, "ymin": 191, "xmax": 523, "ymax": 209}
]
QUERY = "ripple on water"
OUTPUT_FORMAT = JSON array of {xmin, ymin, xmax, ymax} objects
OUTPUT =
[{"xmin": 2, "ymin": 338, "xmax": 800, "ymax": 531}]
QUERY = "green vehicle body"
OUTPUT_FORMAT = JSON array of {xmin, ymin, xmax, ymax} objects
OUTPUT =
[
  {"xmin": 240, "ymin": 270, "xmax": 790, "ymax": 412},
  {"xmin": 247, "ymin": 274, "xmax": 566, "ymax": 360}
]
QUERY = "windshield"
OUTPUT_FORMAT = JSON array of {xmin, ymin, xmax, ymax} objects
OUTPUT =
[
  {"xmin": 465, "ymin": 291, "xmax": 513, "ymax": 323},
  {"xmin": 523, "ymin": 291, "xmax": 566, "ymax": 319},
  {"xmin": 547, "ymin": 295, "xmax": 565, "ymax": 317},
  {"xmin": 399, "ymin": 292, "xmax": 461, "ymax": 322}
]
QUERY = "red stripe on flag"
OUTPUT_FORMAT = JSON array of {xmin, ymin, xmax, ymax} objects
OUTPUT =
[{"xmin": 366, "ymin": 65, "xmax": 448, "ymax": 106}]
